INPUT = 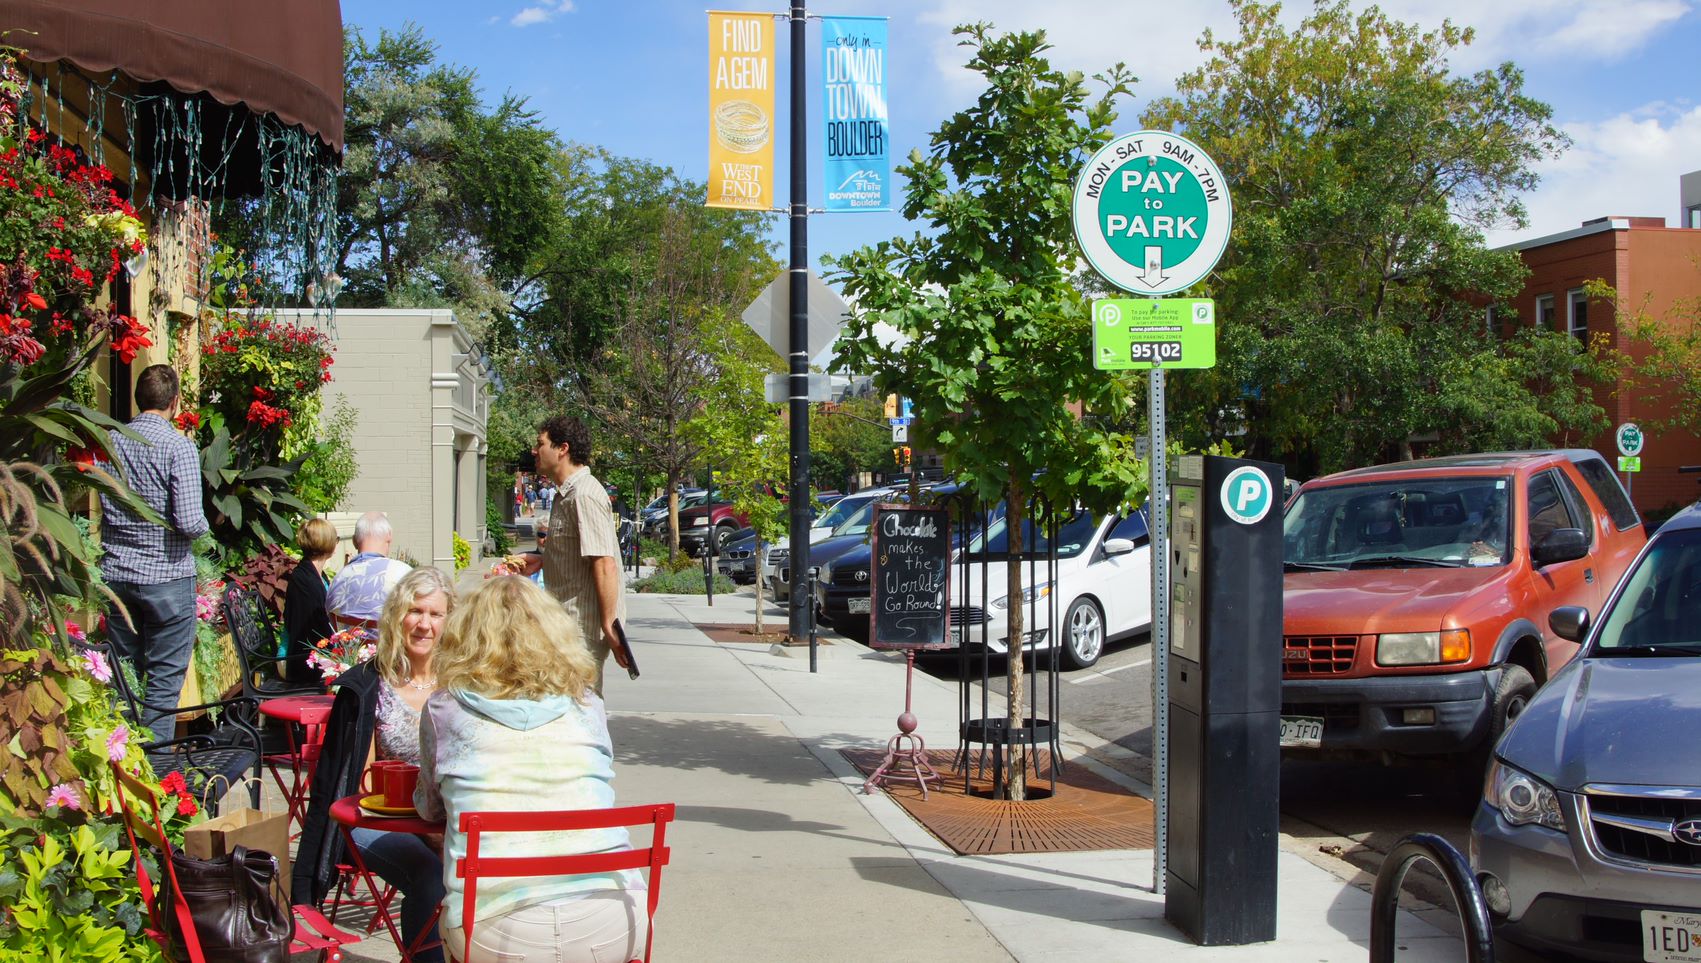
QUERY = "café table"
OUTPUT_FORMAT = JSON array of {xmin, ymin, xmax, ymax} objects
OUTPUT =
[
  {"xmin": 330, "ymin": 794, "xmax": 446, "ymax": 962},
  {"xmin": 258, "ymin": 693, "xmax": 335, "ymax": 831}
]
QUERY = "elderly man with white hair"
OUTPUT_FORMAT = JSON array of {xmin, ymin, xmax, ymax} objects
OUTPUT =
[{"xmin": 326, "ymin": 511, "xmax": 414, "ymax": 626}]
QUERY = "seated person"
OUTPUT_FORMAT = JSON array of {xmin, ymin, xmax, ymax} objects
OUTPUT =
[
  {"xmin": 1466, "ymin": 495, "xmax": 1510, "ymax": 564},
  {"xmin": 417, "ymin": 576, "xmax": 645, "ymax": 963},
  {"xmin": 327, "ymin": 511, "xmax": 413, "ymax": 625},
  {"xmin": 282, "ymin": 518, "xmax": 338, "ymax": 683}
]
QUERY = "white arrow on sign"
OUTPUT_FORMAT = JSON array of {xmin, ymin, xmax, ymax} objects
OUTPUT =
[
  {"xmin": 1140, "ymin": 246, "xmax": 1168, "ymax": 289},
  {"xmin": 892, "ymin": 423, "xmax": 908, "ymax": 443}
]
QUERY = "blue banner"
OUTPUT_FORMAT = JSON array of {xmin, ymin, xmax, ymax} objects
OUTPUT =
[{"xmin": 821, "ymin": 16, "xmax": 889, "ymax": 212}]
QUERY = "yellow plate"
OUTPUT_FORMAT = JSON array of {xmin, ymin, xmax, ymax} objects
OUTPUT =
[{"xmin": 358, "ymin": 793, "xmax": 417, "ymax": 817}]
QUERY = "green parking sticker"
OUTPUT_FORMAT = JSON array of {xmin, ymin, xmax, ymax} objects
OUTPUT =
[{"xmin": 1091, "ymin": 298, "xmax": 1216, "ymax": 370}]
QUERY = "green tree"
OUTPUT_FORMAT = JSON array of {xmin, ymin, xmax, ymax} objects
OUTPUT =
[
  {"xmin": 1141, "ymin": 0, "xmax": 1595, "ymax": 476},
  {"xmin": 811, "ymin": 394, "xmax": 894, "ymax": 492},
  {"xmin": 828, "ymin": 25, "xmax": 1140, "ymax": 800},
  {"xmin": 686, "ymin": 312, "xmax": 787, "ymax": 631},
  {"xmin": 1591, "ymin": 276, "xmax": 1701, "ymax": 441}
]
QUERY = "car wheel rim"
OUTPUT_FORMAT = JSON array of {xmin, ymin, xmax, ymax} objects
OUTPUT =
[
  {"xmin": 1070, "ymin": 604, "xmax": 1102, "ymax": 662},
  {"xmin": 1505, "ymin": 693, "xmax": 1529, "ymax": 725}
]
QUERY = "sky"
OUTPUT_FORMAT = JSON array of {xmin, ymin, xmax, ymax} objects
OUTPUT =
[{"xmin": 340, "ymin": 0, "xmax": 1701, "ymax": 265}]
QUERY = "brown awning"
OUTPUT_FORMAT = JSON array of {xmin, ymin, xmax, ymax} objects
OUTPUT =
[{"xmin": 0, "ymin": 0, "xmax": 344, "ymax": 150}]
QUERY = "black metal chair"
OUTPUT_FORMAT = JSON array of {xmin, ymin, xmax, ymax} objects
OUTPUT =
[
  {"xmin": 223, "ymin": 584, "xmax": 325, "ymax": 702},
  {"xmin": 82, "ymin": 640, "xmax": 263, "ymax": 812}
]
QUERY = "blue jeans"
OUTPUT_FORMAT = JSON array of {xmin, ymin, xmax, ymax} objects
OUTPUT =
[
  {"xmin": 105, "ymin": 577, "xmax": 197, "ymax": 745},
  {"xmin": 351, "ymin": 826, "xmax": 446, "ymax": 962}
]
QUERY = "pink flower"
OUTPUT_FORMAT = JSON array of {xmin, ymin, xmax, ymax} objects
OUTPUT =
[
  {"xmin": 64, "ymin": 620, "xmax": 85, "ymax": 642},
  {"xmin": 46, "ymin": 782, "xmax": 83, "ymax": 810},
  {"xmin": 106, "ymin": 725, "xmax": 130, "ymax": 762},
  {"xmin": 82, "ymin": 650, "xmax": 112, "ymax": 683},
  {"xmin": 195, "ymin": 593, "xmax": 218, "ymax": 622}
]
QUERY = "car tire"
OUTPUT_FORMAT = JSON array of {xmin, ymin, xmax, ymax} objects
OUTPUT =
[
  {"xmin": 713, "ymin": 523, "xmax": 737, "ymax": 553},
  {"xmin": 1488, "ymin": 663, "xmax": 1536, "ymax": 745},
  {"xmin": 1062, "ymin": 597, "xmax": 1105, "ymax": 670}
]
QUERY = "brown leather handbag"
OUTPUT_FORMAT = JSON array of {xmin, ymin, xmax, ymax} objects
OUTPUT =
[{"xmin": 158, "ymin": 844, "xmax": 295, "ymax": 962}]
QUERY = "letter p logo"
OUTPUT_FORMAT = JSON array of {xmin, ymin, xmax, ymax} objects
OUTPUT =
[{"xmin": 1219, "ymin": 466, "xmax": 1273, "ymax": 525}]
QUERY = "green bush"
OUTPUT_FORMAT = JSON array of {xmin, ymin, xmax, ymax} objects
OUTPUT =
[
  {"xmin": 486, "ymin": 498, "xmax": 512, "ymax": 555},
  {"xmin": 631, "ymin": 570, "xmax": 738, "ymax": 594},
  {"xmin": 294, "ymin": 395, "xmax": 359, "ymax": 513}
]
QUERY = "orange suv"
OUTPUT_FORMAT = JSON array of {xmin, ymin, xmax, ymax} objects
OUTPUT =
[{"xmin": 1279, "ymin": 450, "xmax": 1645, "ymax": 763}]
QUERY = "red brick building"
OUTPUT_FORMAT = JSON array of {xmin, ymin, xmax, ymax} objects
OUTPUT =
[{"xmin": 1498, "ymin": 215, "xmax": 1701, "ymax": 514}]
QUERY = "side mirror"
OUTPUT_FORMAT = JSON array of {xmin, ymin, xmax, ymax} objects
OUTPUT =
[
  {"xmin": 1532, "ymin": 528, "xmax": 1588, "ymax": 567},
  {"xmin": 1103, "ymin": 537, "xmax": 1136, "ymax": 557},
  {"xmin": 1549, "ymin": 605, "xmax": 1590, "ymax": 643}
]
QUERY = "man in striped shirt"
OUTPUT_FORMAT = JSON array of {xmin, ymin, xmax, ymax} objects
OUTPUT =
[
  {"xmin": 518, "ymin": 415, "xmax": 626, "ymax": 694},
  {"xmin": 100, "ymin": 365, "xmax": 210, "ymax": 745}
]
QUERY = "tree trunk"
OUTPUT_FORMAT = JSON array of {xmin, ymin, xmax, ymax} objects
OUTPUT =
[
  {"xmin": 1003, "ymin": 473, "xmax": 1027, "ymax": 801},
  {"xmin": 666, "ymin": 476, "xmax": 680, "ymax": 562}
]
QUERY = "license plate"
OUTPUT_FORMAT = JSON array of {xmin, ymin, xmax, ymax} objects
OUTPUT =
[
  {"xmin": 1645, "ymin": 910, "xmax": 1701, "ymax": 962},
  {"xmin": 1279, "ymin": 716, "xmax": 1324, "ymax": 748},
  {"xmin": 847, "ymin": 597, "xmax": 870, "ymax": 614}
]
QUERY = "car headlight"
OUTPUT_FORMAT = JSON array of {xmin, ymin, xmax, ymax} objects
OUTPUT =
[
  {"xmin": 1486, "ymin": 760, "xmax": 1565, "ymax": 831},
  {"xmin": 992, "ymin": 582, "xmax": 1053, "ymax": 611},
  {"xmin": 1376, "ymin": 629, "xmax": 1470, "ymax": 666},
  {"xmin": 819, "ymin": 563, "xmax": 834, "ymax": 584},
  {"xmin": 692, "ymin": 517, "xmax": 709, "ymax": 527}
]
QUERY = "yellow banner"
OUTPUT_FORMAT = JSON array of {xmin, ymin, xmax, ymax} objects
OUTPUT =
[{"xmin": 707, "ymin": 11, "xmax": 775, "ymax": 210}]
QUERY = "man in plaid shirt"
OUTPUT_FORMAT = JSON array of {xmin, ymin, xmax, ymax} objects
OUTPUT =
[{"xmin": 100, "ymin": 365, "xmax": 209, "ymax": 745}]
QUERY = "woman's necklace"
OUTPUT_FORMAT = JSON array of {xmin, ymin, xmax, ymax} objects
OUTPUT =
[{"xmin": 406, "ymin": 675, "xmax": 437, "ymax": 691}]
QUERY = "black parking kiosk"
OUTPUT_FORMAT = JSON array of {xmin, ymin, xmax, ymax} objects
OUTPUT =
[{"xmin": 1165, "ymin": 454, "xmax": 1284, "ymax": 945}]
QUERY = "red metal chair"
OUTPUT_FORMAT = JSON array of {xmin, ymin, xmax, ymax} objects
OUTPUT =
[
  {"xmin": 455, "ymin": 803, "xmax": 675, "ymax": 963},
  {"xmin": 108, "ymin": 759, "xmax": 360, "ymax": 961},
  {"xmin": 265, "ymin": 703, "xmax": 333, "ymax": 836}
]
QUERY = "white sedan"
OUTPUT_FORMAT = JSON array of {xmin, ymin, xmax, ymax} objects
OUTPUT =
[{"xmin": 949, "ymin": 509, "xmax": 1152, "ymax": 669}]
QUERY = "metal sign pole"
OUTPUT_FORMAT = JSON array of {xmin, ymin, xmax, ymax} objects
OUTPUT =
[
  {"xmin": 785, "ymin": 1, "xmax": 814, "ymax": 646},
  {"xmin": 1149, "ymin": 365, "xmax": 1170, "ymax": 894}
]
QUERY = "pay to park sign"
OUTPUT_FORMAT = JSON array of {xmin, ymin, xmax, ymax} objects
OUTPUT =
[{"xmin": 1073, "ymin": 130, "xmax": 1232, "ymax": 296}]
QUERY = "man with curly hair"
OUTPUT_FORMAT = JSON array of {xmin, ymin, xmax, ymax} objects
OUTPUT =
[{"xmin": 518, "ymin": 415, "xmax": 626, "ymax": 693}]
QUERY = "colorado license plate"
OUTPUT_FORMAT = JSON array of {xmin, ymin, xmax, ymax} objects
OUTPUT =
[
  {"xmin": 1644, "ymin": 910, "xmax": 1701, "ymax": 962},
  {"xmin": 1279, "ymin": 716, "xmax": 1324, "ymax": 749},
  {"xmin": 847, "ymin": 597, "xmax": 871, "ymax": 615}
]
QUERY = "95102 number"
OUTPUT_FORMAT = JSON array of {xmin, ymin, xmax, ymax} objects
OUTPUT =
[{"xmin": 1130, "ymin": 341, "xmax": 1184, "ymax": 364}]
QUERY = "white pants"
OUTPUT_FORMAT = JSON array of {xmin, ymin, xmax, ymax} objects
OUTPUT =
[{"xmin": 443, "ymin": 890, "xmax": 649, "ymax": 963}]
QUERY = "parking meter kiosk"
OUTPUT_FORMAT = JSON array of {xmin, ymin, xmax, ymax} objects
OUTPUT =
[{"xmin": 1165, "ymin": 454, "xmax": 1284, "ymax": 945}]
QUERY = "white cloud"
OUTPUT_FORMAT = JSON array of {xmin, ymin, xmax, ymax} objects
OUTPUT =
[
  {"xmin": 510, "ymin": 0, "xmax": 575, "ymax": 28},
  {"xmin": 1484, "ymin": 102, "xmax": 1701, "ymax": 246},
  {"xmin": 1377, "ymin": 0, "xmax": 1691, "ymax": 66}
]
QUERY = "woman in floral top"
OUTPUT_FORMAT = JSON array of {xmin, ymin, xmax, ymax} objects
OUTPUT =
[
  {"xmin": 417, "ymin": 575, "xmax": 643, "ymax": 963},
  {"xmin": 352, "ymin": 565, "xmax": 456, "ymax": 963}
]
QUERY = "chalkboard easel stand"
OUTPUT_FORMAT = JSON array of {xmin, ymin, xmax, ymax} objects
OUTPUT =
[{"xmin": 861, "ymin": 651, "xmax": 942, "ymax": 800}]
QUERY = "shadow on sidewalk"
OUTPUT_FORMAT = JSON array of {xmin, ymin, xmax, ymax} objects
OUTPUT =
[
  {"xmin": 610, "ymin": 714, "xmax": 875, "ymax": 789},
  {"xmin": 849, "ymin": 854, "xmax": 1170, "ymax": 935},
  {"xmin": 677, "ymin": 804, "xmax": 909, "ymax": 854}
]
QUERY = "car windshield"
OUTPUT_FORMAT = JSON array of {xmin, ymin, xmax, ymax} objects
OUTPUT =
[
  {"xmin": 816, "ymin": 493, "xmax": 877, "ymax": 531},
  {"xmin": 833, "ymin": 496, "xmax": 902, "ymax": 537},
  {"xmin": 966, "ymin": 511, "xmax": 1100, "ymax": 559},
  {"xmin": 1283, "ymin": 476, "xmax": 1511, "ymax": 569},
  {"xmin": 1591, "ymin": 528, "xmax": 1701, "ymax": 654}
]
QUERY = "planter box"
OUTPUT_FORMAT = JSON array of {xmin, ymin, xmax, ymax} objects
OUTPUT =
[{"xmin": 179, "ymin": 631, "xmax": 240, "ymax": 708}]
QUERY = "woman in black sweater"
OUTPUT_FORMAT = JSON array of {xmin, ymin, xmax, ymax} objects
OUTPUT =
[{"xmin": 283, "ymin": 518, "xmax": 338, "ymax": 682}]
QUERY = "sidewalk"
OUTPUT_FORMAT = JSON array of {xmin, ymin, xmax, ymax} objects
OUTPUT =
[{"xmin": 598, "ymin": 588, "xmax": 1465, "ymax": 962}]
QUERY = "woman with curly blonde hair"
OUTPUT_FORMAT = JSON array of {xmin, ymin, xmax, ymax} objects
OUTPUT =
[{"xmin": 416, "ymin": 575, "xmax": 643, "ymax": 963}]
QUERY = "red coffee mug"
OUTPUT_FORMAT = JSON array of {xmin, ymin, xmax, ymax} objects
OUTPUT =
[
  {"xmin": 383, "ymin": 763, "xmax": 420, "ymax": 810},
  {"xmin": 361, "ymin": 759, "xmax": 400, "ymax": 796}
]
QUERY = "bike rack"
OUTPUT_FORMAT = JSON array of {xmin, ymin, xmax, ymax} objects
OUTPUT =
[{"xmin": 1369, "ymin": 832, "xmax": 1496, "ymax": 963}]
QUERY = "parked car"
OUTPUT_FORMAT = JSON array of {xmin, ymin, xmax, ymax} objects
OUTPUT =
[
  {"xmin": 1279, "ymin": 450, "xmax": 1645, "ymax": 766},
  {"xmin": 641, "ymin": 489, "xmax": 707, "ymax": 541},
  {"xmin": 765, "ymin": 486, "xmax": 900, "ymax": 600},
  {"xmin": 678, "ymin": 499, "xmax": 751, "ymax": 557},
  {"xmin": 1470, "ymin": 502, "xmax": 1701, "ymax": 962},
  {"xmin": 715, "ymin": 528, "xmax": 760, "ymax": 583}
]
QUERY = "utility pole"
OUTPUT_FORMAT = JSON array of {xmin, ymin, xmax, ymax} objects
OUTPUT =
[{"xmin": 786, "ymin": 1, "xmax": 813, "ymax": 645}]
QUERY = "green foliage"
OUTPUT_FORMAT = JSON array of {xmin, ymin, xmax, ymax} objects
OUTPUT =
[
  {"xmin": 199, "ymin": 310, "xmax": 335, "ymax": 459},
  {"xmin": 485, "ymin": 498, "xmax": 512, "ymax": 555},
  {"xmin": 195, "ymin": 417, "xmax": 312, "ymax": 565},
  {"xmin": 811, "ymin": 395, "xmax": 895, "ymax": 492},
  {"xmin": 1140, "ymin": 0, "xmax": 1587, "ymax": 474},
  {"xmin": 451, "ymin": 530, "xmax": 472, "ymax": 573},
  {"xmin": 294, "ymin": 395, "xmax": 360, "ymax": 513},
  {"xmin": 1592, "ymin": 277, "xmax": 1701, "ymax": 439},
  {"xmin": 630, "ymin": 569, "xmax": 737, "ymax": 595}
]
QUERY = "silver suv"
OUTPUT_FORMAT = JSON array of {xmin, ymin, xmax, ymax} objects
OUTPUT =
[{"xmin": 1471, "ymin": 502, "xmax": 1701, "ymax": 962}]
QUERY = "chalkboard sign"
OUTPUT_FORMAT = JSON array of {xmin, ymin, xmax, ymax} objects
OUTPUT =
[{"xmin": 870, "ymin": 504, "xmax": 952, "ymax": 649}]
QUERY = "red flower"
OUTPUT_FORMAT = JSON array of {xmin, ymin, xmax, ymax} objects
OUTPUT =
[
  {"xmin": 23, "ymin": 291, "xmax": 45, "ymax": 310},
  {"xmin": 251, "ymin": 386, "xmax": 273, "ymax": 402},
  {"xmin": 109, "ymin": 317, "xmax": 152, "ymax": 364},
  {"xmin": 175, "ymin": 795, "xmax": 198, "ymax": 817},
  {"xmin": 65, "ymin": 445, "xmax": 100, "ymax": 472},
  {"xmin": 159, "ymin": 771, "xmax": 188, "ymax": 795},
  {"xmin": 173, "ymin": 411, "xmax": 201, "ymax": 431}
]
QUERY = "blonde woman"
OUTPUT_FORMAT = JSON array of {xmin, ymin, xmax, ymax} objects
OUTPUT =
[
  {"xmin": 283, "ymin": 518, "xmax": 339, "ymax": 682},
  {"xmin": 416, "ymin": 575, "xmax": 644, "ymax": 963},
  {"xmin": 352, "ymin": 565, "xmax": 456, "ymax": 963}
]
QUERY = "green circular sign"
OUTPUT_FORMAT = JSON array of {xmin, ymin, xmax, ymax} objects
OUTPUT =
[
  {"xmin": 1616, "ymin": 422, "xmax": 1644, "ymax": 457},
  {"xmin": 1072, "ymin": 131, "xmax": 1232, "ymax": 296},
  {"xmin": 1220, "ymin": 466, "xmax": 1273, "ymax": 526}
]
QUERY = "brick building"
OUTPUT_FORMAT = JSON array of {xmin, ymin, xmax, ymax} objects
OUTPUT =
[{"xmin": 1497, "ymin": 213, "xmax": 1701, "ymax": 514}]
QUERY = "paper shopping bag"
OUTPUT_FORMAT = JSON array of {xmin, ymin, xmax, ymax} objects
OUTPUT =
[{"xmin": 183, "ymin": 808, "xmax": 293, "ymax": 902}]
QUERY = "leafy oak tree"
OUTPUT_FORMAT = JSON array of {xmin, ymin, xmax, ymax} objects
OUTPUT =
[
  {"xmin": 1141, "ymin": 0, "xmax": 1599, "ymax": 476},
  {"xmin": 828, "ymin": 25, "xmax": 1140, "ymax": 800}
]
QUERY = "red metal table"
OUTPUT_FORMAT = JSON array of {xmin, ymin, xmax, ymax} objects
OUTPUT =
[
  {"xmin": 330, "ymin": 794, "xmax": 445, "ymax": 962},
  {"xmin": 258, "ymin": 694, "xmax": 335, "ymax": 832}
]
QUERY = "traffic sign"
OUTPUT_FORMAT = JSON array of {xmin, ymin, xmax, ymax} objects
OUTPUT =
[
  {"xmin": 1091, "ymin": 298, "xmax": 1216, "ymax": 370},
  {"xmin": 892, "ymin": 423, "xmax": 908, "ymax": 444},
  {"xmin": 1072, "ymin": 130, "xmax": 1232, "ymax": 296},
  {"xmin": 1219, "ymin": 465, "xmax": 1274, "ymax": 525},
  {"xmin": 1619, "ymin": 456, "xmax": 1642, "ymax": 473},
  {"xmin": 1616, "ymin": 422, "xmax": 1645, "ymax": 457}
]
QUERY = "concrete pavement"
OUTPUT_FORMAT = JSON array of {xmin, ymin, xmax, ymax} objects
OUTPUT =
[{"xmin": 330, "ymin": 573, "xmax": 1467, "ymax": 961}]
